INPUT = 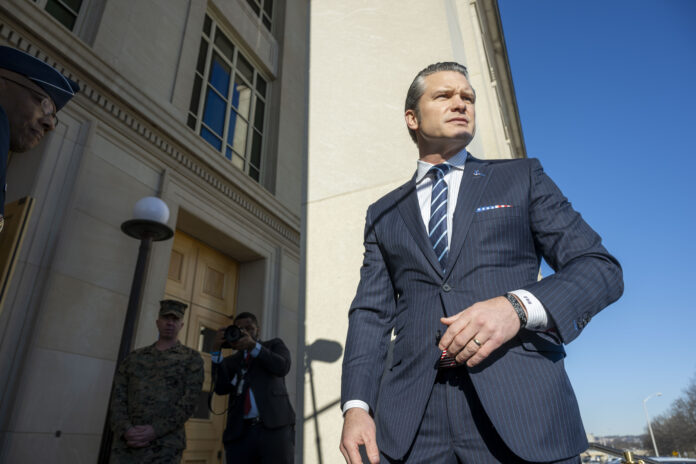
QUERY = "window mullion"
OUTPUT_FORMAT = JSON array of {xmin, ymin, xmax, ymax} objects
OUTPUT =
[
  {"xmin": 56, "ymin": 0, "xmax": 79, "ymax": 15},
  {"xmin": 221, "ymin": 67, "xmax": 233, "ymax": 155},
  {"xmin": 245, "ymin": 93, "xmax": 257, "ymax": 172},
  {"xmin": 197, "ymin": 34, "xmax": 215, "ymax": 133}
]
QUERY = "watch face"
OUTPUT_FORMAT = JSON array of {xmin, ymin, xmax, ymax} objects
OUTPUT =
[{"xmin": 0, "ymin": 214, "xmax": 4, "ymax": 233}]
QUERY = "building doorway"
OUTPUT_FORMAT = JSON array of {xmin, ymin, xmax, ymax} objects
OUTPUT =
[{"xmin": 165, "ymin": 230, "xmax": 239, "ymax": 463}]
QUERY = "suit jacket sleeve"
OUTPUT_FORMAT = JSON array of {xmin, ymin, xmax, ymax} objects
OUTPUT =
[
  {"xmin": 255, "ymin": 339, "xmax": 291, "ymax": 377},
  {"xmin": 213, "ymin": 354, "xmax": 238, "ymax": 396},
  {"xmin": 341, "ymin": 205, "xmax": 397, "ymax": 413},
  {"xmin": 521, "ymin": 158, "xmax": 623, "ymax": 343}
]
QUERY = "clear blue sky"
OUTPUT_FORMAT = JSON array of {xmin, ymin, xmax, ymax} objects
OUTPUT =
[{"xmin": 498, "ymin": 0, "xmax": 696, "ymax": 436}]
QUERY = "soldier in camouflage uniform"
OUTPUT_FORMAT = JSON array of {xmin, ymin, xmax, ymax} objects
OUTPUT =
[{"xmin": 110, "ymin": 299, "xmax": 204, "ymax": 463}]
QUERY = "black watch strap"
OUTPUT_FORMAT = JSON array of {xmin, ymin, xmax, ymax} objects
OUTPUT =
[{"xmin": 505, "ymin": 293, "xmax": 527, "ymax": 328}]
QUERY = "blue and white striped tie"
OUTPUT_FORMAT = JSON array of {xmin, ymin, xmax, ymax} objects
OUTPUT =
[
  {"xmin": 428, "ymin": 164, "xmax": 450, "ymax": 272},
  {"xmin": 429, "ymin": 164, "xmax": 457, "ymax": 368}
]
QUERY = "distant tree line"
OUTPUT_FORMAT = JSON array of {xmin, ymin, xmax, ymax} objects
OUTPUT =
[{"xmin": 642, "ymin": 375, "xmax": 696, "ymax": 456}]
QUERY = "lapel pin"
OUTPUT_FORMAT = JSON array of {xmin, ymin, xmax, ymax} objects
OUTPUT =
[{"xmin": 473, "ymin": 169, "xmax": 485, "ymax": 177}]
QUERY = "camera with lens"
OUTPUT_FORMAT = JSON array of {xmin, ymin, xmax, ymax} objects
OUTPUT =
[{"xmin": 220, "ymin": 325, "xmax": 245, "ymax": 348}]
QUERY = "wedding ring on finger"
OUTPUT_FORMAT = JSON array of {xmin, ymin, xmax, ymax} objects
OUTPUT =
[{"xmin": 473, "ymin": 338, "xmax": 482, "ymax": 347}]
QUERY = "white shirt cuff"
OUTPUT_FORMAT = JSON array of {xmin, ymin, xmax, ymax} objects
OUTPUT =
[
  {"xmin": 509, "ymin": 289, "xmax": 551, "ymax": 330},
  {"xmin": 250, "ymin": 342, "xmax": 262, "ymax": 357},
  {"xmin": 342, "ymin": 400, "xmax": 370, "ymax": 415}
]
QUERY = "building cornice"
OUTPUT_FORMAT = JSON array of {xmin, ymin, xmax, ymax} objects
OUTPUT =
[
  {"xmin": 0, "ymin": 4, "xmax": 300, "ymax": 247},
  {"xmin": 476, "ymin": 0, "xmax": 526, "ymax": 157}
]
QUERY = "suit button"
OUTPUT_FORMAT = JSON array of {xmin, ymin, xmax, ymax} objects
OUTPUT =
[{"xmin": 442, "ymin": 283, "xmax": 451, "ymax": 292}]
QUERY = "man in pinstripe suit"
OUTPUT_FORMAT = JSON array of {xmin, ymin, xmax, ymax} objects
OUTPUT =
[{"xmin": 339, "ymin": 62, "xmax": 623, "ymax": 464}]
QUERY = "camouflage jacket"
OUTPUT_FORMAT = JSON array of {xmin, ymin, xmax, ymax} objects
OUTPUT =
[{"xmin": 110, "ymin": 342, "xmax": 204, "ymax": 450}]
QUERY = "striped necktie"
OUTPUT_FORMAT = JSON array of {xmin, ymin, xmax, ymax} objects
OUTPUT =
[
  {"xmin": 428, "ymin": 164, "xmax": 458, "ymax": 368},
  {"xmin": 428, "ymin": 163, "xmax": 450, "ymax": 271}
]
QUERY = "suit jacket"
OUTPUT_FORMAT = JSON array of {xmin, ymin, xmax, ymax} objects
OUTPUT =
[
  {"xmin": 213, "ymin": 338, "xmax": 295, "ymax": 442},
  {"xmin": 341, "ymin": 156, "xmax": 623, "ymax": 461}
]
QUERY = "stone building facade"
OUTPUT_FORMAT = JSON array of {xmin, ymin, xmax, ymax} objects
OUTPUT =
[
  {"xmin": 0, "ymin": 0, "xmax": 308, "ymax": 462},
  {"xmin": 0, "ymin": 0, "xmax": 523, "ymax": 463}
]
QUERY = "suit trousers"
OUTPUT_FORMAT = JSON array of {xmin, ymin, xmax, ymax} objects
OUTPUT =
[
  {"xmin": 224, "ymin": 419, "xmax": 294, "ymax": 464},
  {"xmin": 379, "ymin": 367, "xmax": 581, "ymax": 464}
]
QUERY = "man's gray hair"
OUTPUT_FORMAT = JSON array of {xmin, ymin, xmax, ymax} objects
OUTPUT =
[{"xmin": 404, "ymin": 62, "xmax": 470, "ymax": 143}]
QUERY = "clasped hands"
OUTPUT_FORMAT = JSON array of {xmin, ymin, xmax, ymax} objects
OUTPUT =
[
  {"xmin": 438, "ymin": 295, "xmax": 523, "ymax": 368},
  {"xmin": 124, "ymin": 424, "xmax": 156, "ymax": 448},
  {"xmin": 339, "ymin": 296, "xmax": 524, "ymax": 464}
]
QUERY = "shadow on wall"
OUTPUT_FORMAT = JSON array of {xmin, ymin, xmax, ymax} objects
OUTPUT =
[{"xmin": 305, "ymin": 339, "xmax": 344, "ymax": 464}]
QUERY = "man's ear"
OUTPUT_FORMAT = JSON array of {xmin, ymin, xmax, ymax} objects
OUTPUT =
[{"xmin": 405, "ymin": 109, "xmax": 419, "ymax": 131}]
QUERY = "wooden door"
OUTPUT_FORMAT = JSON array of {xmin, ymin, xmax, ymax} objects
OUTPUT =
[{"xmin": 165, "ymin": 231, "xmax": 239, "ymax": 464}]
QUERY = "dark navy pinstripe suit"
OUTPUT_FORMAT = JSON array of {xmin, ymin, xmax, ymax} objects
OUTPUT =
[{"xmin": 341, "ymin": 155, "xmax": 623, "ymax": 462}]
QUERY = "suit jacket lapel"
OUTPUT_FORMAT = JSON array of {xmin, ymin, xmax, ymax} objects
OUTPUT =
[
  {"xmin": 445, "ymin": 156, "xmax": 491, "ymax": 280},
  {"xmin": 396, "ymin": 177, "xmax": 444, "ymax": 277}
]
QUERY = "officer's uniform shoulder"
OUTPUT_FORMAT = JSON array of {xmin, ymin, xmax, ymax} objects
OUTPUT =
[
  {"xmin": 125, "ymin": 343, "xmax": 156, "ymax": 359},
  {"xmin": 174, "ymin": 343, "xmax": 200, "ymax": 355},
  {"xmin": 120, "ymin": 345, "xmax": 158, "ymax": 378},
  {"xmin": 173, "ymin": 343, "xmax": 204, "ymax": 364}
]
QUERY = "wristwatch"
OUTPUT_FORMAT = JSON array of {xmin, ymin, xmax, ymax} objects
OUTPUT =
[{"xmin": 505, "ymin": 293, "xmax": 527, "ymax": 328}]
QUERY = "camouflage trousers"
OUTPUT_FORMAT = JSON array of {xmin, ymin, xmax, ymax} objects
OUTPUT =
[{"xmin": 112, "ymin": 445, "xmax": 183, "ymax": 463}]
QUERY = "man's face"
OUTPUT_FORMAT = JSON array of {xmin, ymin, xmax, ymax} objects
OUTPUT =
[
  {"xmin": 405, "ymin": 71, "xmax": 476, "ymax": 149},
  {"xmin": 0, "ymin": 71, "xmax": 57, "ymax": 152},
  {"xmin": 156, "ymin": 314, "xmax": 184, "ymax": 341},
  {"xmin": 235, "ymin": 317, "xmax": 258, "ymax": 341}
]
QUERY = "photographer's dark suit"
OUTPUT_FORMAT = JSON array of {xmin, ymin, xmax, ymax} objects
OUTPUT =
[{"xmin": 213, "ymin": 338, "xmax": 295, "ymax": 463}]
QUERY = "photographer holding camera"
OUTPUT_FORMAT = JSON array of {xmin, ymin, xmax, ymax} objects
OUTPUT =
[{"xmin": 211, "ymin": 312, "xmax": 295, "ymax": 464}]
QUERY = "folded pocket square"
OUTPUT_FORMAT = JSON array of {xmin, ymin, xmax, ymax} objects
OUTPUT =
[{"xmin": 475, "ymin": 204, "xmax": 513, "ymax": 213}]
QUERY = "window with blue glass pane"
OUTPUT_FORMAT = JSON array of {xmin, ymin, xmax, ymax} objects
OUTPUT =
[
  {"xmin": 202, "ymin": 88, "xmax": 226, "ymax": 136},
  {"xmin": 201, "ymin": 127, "xmax": 222, "ymax": 151},
  {"xmin": 189, "ymin": 16, "xmax": 270, "ymax": 183},
  {"xmin": 209, "ymin": 53, "xmax": 231, "ymax": 97}
]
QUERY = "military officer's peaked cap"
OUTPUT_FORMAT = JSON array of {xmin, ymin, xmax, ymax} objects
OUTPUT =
[
  {"xmin": 159, "ymin": 299, "xmax": 188, "ymax": 319},
  {"xmin": 0, "ymin": 46, "xmax": 79, "ymax": 111}
]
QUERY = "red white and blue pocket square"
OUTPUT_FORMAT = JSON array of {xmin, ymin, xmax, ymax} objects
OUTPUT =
[{"xmin": 475, "ymin": 204, "xmax": 513, "ymax": 213}]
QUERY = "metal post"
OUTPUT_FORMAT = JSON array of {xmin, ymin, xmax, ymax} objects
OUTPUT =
[
  {"xmin": 305, "ymin": 354, "xmax": 324, "ymax": 464},
  {"xmin": 97, "ymin": 236, "xmax": 154, "ymax": 463},
  {"xmin": 643, "ymin": 392, "xmax": 662, "ymax": 457}
]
